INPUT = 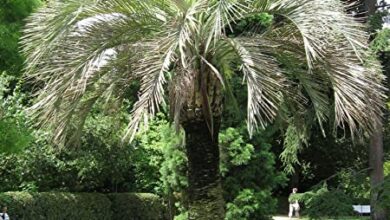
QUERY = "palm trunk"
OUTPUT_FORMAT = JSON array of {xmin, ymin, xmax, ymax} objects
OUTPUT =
[
  {"xmin": 182, "ymin": 117, "xmax": 225, "ymax": 220},
  {"xmin": 171, "ymin": 61, "xmax": 225, "ymax": 219}
]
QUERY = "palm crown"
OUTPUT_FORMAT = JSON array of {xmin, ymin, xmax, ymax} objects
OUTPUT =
[{"xmin": 22, "ymin": 0, "xmax": 384, "ymax": 144}]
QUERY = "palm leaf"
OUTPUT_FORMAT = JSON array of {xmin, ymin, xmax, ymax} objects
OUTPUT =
[
  {"xmin": 21, "ymin": 0, "xmax": 385, "ymax": 146},
  {"xmin": 228, "ymin": 38, "xmax": 285, "ymax": 136}
]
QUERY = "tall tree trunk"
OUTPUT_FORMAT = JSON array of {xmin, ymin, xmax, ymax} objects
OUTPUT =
[
  {"xmin": 364, "ymin": 1, "xmax": 387, "ymax": 219},
  {"xmin": 171, "ymin": 66, "xmax": 225, "ymax": 219},
  {"xmin": 364, "ymin": 0, "xmax": 377, "ymax": 16},
  {"xmin": 369, "ymin": 121, "xmax": 386, "ymax": 220},
  {"xmin": 182, "ymin": 118, "xmax": 225, "ymax": 220}
]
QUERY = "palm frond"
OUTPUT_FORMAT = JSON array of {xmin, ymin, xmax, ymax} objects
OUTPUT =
[
  {"xmin": 122, "ymin": 0, "xmax": 213, "ymax": 141},
  {"xmin": 204, "ymin": 0, "xmax": 249, "ymax": 51},
  {"xmin": 22, "ymin": 0, "xmax": 385, "ymax": 146},
  {"xmin": 228, "ymin": 38, "xmax": 285, "ymax": 136},
  {"xmin": 324, "ymin": 51, "xmax": 384, "ymax": 134},
  {"xmin": 255, "ymin": 36, "xmax": 331, "ymax": 131},
  {"xmin": 175, "ymin": 0, "xmax": 207, "ymax": 68},
  {"xmin": 122, "ymin": 38, "xmax": 176, "ymax": 142},
  {"xmin": 252, "ymin": 0, "xmax": 385, "ymax": 135},
  {"xmin": 261, "ymin": 0, "xmax": 367, "ymax": 68},
  {"xmin": 22, "ymin": 0, "xmax": 158, "ymax": 74},
  {"xmin": 22, "ymin": 1, "xmax": 160, "ymax": 144},
  {"xmin": 21, "ymin": 0, "xmax": 96, "ymax": 73}
]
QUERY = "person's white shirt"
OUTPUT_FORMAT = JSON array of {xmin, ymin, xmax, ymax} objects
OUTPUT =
[{"xmin": 1, "ymin": 212, "xmax": 10, "ymax": 220}]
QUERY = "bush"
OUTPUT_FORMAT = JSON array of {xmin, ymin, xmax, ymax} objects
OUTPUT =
[
  {"xmin": 0, "ymin": 0, "xmax": 42, "ymax": 75},
  {"xmin": 0, "ymin": 74, "xmax": 137, "ymax": 193},
  {"xmin": 0, "ymin": 74, "xmax": 33, "ymax": 154},
  {"xmin": 0, "ymin": 140, "xmax": 137, "ymax": 193},
  {"xmin": 220, "ymin": 127, "xmax": 286, "ymax": 220},
  {"xmin": 336, "ymin": 169, "xmax": 370, "ymax": 204},
  {"xmin": 300, "ymin": 186, "xmax": 354, "ymax": 219},
  {"xmin": 108, "ymin": 193, "xmax": 168, "ymax": 220},
  {"xmin": 378, "ymin": 176, "xmax": 390, "ymax": 213},
  {"xmin": 225, "ymin": 189, "xmax": 274, "ymax": 220},
  {"xmin": 0, "ymin": 192, "xmax": 112, "ymax": 220},
  {"xmin": 0, "ymin": 192, "xmax": 167, "ymax": 220}
]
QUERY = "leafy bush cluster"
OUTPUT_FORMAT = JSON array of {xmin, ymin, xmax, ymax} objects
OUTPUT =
[
  {"xmin": 225, "ymin": 189, "xmax": 274, "ymax": 220},
  {"xmin": 337, "ymin": 169, "xmax": 370, "ymax": 204},
  {"xmin": 0, "ymin": 100, "xmax": 138, "ymax": 193},
  {"xmin": 0, "ymin": 74, "xmax": 33, "ymax": 153},
  {"xmin": 131, "ymin": 117, "xmax": 286, "ymax": 220},
  {"xmin": 0, "ymin": 75, "xmax": 142, "ymax": 193},
  {"xmin": 0, "ymin": 0, "xmax": 42, "ymax": 75},
  {"xmin": 109, "ymin": 193, "xmax": 168, "ymax": 220},
  {"xmin": 377, "ymin": 163, "xmax": 390, "ymax": 213},
  {"xmin": 291, "ymin": 186, "xmax": 354, "ymax": 220},
  {"xmin": 0, "ymin": 192, "xmax": 167, "ymax": 220},
  {"xmin": 130, "ymin": 114, "xmax": 187, "ymax": 195},
  {"xmin": 378, "ymin": 177, "xmax": 390, "ymax": 213},
  {"xmin": 370, "ymin": 28, "xmax": 390, "ymax": 54},
  {"xmin": 0, "ymin": 140, "xmax": 137, "ymax": 193},
  {"xmin": 220, "ymin": 127, "xmax": 287, "ymax": 220}
]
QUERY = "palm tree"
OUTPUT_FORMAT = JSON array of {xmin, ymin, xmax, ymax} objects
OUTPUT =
[{"xmin": 22, "ymin": 0, "xmax": 384, "ymax": 219}]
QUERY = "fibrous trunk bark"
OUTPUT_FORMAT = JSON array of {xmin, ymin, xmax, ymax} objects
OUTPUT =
[
  {"xmin": 369, "ymin": 121, "xmax": 386, "ymax": 220},
  {"xmin": 182, "ymin": 118, "xmax": 225, "ymax": 220},
  {"xmin": 172, "ymin": 65, "xmax": 224, "ymax": 219}
]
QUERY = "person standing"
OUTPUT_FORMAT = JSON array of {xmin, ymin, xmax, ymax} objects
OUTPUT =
[
  {"xmin": 288, "ymin": 188, "xmax": 300, "ymax": 219},
  {"xmin": 1, "ymin": 206, "xmax": 10, "ymax": 220}
]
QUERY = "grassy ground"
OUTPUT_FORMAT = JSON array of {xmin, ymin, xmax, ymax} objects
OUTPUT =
[
  {"xmin": 275, "ymin": 197, "xmax": 370, "ymax": 220},
  {"xmin": 273, "ymin": 216, "xmax": 370, "ymax": 220}
]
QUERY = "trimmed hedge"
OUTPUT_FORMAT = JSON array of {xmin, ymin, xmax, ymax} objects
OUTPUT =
[
  {"xmin": 109, "ymin": 193, "xmax": 168, "ymax": 220},
  {"xmin": 0, "ymin": 192, "xmax": 167, "ymax": 220}
]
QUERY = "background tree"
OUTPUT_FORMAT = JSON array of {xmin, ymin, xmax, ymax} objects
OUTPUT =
[
  {"xmin": 364, "ymin": 1, "xmax": 387, "ymax": 219},
  {"xmin": 0, "ymin": 0, "xmax": 42, "ymax": 154},
  {"xmin": 21, "ymin": 0, "xmax": 384, "ymax": 219},
  {"xmin": 0, "ymin": 0, "xmax": 41, "ymax": 76}
]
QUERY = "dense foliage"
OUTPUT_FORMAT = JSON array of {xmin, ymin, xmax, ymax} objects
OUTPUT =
[
  {"xmin": 0, "ymin": 101, "xmax": 286, "ymax": 219},
  {"xmin": 0, "ymin": 192, "xmax": 167, "ymax": 220},
  {"xmin": 108, "ymin": 193, "xmax": 168, "ymax": 220},
  {"xmin": 379, "ymin": 175, "xmax": 390, "ymax": 213},
  {"xmin": 0, "ymin": 192, "xmax": 111, "ymax": 220},
  {"xmin": 303, "ymin": 188, "xmax": 354, "ymax": 220},
  {"xmin": 125, "ymin": 115, "xmax": 286, "ymax": 219},
  {"xmin": 1, "ymin": 1, "xmax": 390, "ymax": 219},
  {"xmin": 0, "ymin": 87, "xmax": 137, "ymax": 192},
  {"xmin": 0, "ymin": 74, "xmax": 32, "ymax": 153},
  {"xmin": 289, "ymin": 186, "xmax": 354, "ymax": 220},
  {"xmin": 220, "ymin": 127, "xmax": 286, "ymax": 220},
  {"xmin": 0, "ymin": 0, "xmax": 41, "ymax": 76},
  {"xmin": 0, "ymin": 139, "xmax": 136, "ymax": 193}
]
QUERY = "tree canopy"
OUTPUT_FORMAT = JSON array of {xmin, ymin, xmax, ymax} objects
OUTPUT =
[{"xmin": 21, "ymin": 0, "xmax": 384, "ymax": 145}]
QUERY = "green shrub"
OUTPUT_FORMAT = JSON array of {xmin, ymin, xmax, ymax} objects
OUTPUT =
[
  {"xmin": 0, "ymin": 140, "xmax": 137, "ymax": 193},
  {"xmin": 0, "ymin": 192, "xmax": 168, "ymax": 220},
  {"xmin": 225, "ymin": 189, "xmax": 274, "ymax": 220},
  {"xmin": 0, "ymin": 0, "xmax": 42, "ymax": 75},
  {"xmin": 0, "ymin": 192, "xmax": 112, "ymax": 220},
  {"xmin": 300, "ymin": 187, "xmax": 354, "ymax": 219},
  {"xmin": 0, "ymin": 74, "xmax": 33, "ymax": 154},
  {"xmin": 337, "ymin": 169, "xmax": 370, "ymax": 204},
  {"xmin": 108, "ymin": 193, "xmax": 168, "ymax": 220},
  {"xmin": 220, "ymin": 127, "xmax": 286, "ymax": 220},
  {"xmin": 384, "ymin": 161, "xmax": 390, "ymax": 176},
  {"xmin": 378, "ymin": 176, "xmax": 390, "ymax": 213}
]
